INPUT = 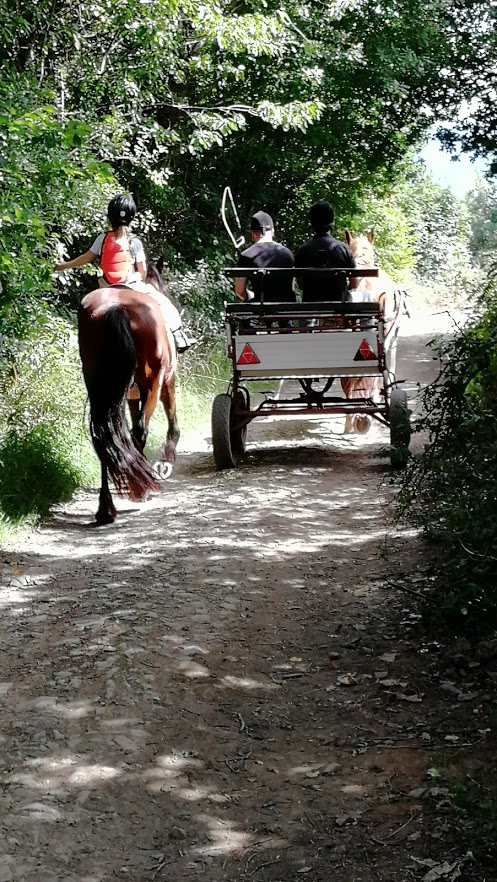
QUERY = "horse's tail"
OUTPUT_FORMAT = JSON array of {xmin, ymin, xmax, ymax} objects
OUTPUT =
[{"xmin": 87, "ymin": 307, "xmax": 160, "ymax": 498}]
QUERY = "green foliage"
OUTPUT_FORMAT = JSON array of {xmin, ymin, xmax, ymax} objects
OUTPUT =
[
  {"xmin": 0, "ymin": 426, "xmax": 81, "ymax": 521},
  {"xmin": 465, "ymin": 180, "xmax": 497, "ymax": 269},
  {"xmin": 397, "ymin": 267, "xmax": 497, "ymax": 629},
  {"xmin": 451, "ymin": 777, "xmax": 497, "ymax": 863},
  {"xmin": 166, "ymin": 261, "xmax": 231, "ymax": 338},
  {"xmin": 0, "ymin": 305, "xmax": 98, "ymax": 531},
  {"xmin": 3, "ymin": 0, "xmax": 487, "ymax": 271},
  {"xmin": 0, "ymin": 69, "xmax": 116, "ymax": 327},
  {"xmin": 434, "ymin": 2, "xmax": 497, "ymax": 171}
]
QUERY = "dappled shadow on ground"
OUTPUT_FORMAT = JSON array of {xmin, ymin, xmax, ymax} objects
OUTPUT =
[{"xmin": 0, "ymin": 329, "xmax": 487, "ymax": 882}]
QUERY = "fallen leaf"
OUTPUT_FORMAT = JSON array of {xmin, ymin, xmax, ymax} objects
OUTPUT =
[
  {"xmin": 422, "ymin": 860, "xmax": 460, "ymax": 881},
  {"xmin": 396, "ymin": 692, "xmax": 423, "ymax": 702},
  {"xmin": 337, "ymin": 673, "xmax": 358, "ymax": 687},
  {"xmin": 335, "ymin": 810, "xmax": 362, "ymax": 827},
  {"xmin": 380, "ymin": 652, "xmax": 397, "ymax": 663},
  {"xmin": 341, "ymin": 784, "xmax": 368, "ymax": 796}
]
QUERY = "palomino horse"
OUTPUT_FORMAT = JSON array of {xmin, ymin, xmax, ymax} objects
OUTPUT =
[
  {"xmin": 342, "ymin": 229, "xmax": 394, "ymax": 433},
  {"xmin": 78, "ymin": 265, "xmax": 179, "ymax": 525}
]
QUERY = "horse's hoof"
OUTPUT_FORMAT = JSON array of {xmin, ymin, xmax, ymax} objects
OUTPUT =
[
  {"xmin": 95, "ymin": 510, "xmax": 116, "ymax": 525},
  {"xmin": 354, "ymin": 415, "xmax": 372, "ymax": 435},
  {"xmin": 153, "ymin": 461, "xmax": 173, "ymax": 481}
]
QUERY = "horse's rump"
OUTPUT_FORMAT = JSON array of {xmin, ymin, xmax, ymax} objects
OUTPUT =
[
  {"xmin": 78, "ymin": 267, "xmax": 180, "ymax": 523},
  {"xmin": 78, "ymin": 290, "xmax": 162, "ymax": 498}
]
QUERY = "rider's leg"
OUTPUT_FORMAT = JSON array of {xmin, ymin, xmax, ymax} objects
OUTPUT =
[{"xmin": 133, "ymin": 282, "xmax": 197, "ymax": 352}]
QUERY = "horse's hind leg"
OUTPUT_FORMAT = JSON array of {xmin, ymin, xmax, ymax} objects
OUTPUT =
[
  {"xmin": 96, "ymin": 461, "xmax": 117, "ymax": 525},
  {"xmin": 156, "ymin": 374, "xmax": 180, "ymax": 477},
  {"xmin": 127, "ymin": 384, "xmax": 146, "ymax": 452},
  {"xmin": 128, "ymin": 397, "xmax": 146, "ymax": 452},
  {"xmin": 125, "ymin": 379, "xmax": 163, "ymax": 498}
]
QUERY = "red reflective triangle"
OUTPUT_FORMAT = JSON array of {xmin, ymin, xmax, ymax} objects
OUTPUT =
[
  {"xmin": 237, "ymin": 343, "xmax": 260, "ymax": 365},
  {"xmin": 354, "ymin": 339, "xmax": 377, "ymax": 361}
]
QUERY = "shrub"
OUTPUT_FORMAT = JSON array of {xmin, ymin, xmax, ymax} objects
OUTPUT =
[
  {"xmin": 166, "ymin": 261, "xmax": 231, "ymax": 341},
  {"xmin": 397, "ymin": 266, "xmax": 497, "ymax": 629},
  {"xmin": 0, "ymin": 304, "xmax": 98, "ymax": 531},
  {"xmin": 0, "ymin": 425, "xmax": 81, "ymax": 521}
]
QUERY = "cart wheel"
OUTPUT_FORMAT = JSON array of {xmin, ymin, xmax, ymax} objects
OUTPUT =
[
  {"xmin": 212, "ymin": 393, "xmax": 248, "ymax": 470},
  {"xmin": 389, "ymin": 388, "xmax": 411, "ymax": 468}
]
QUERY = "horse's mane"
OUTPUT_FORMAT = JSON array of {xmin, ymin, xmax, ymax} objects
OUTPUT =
[{"xmin": 145, "ymin": 259, "xmax": 167, "ymax": 294}]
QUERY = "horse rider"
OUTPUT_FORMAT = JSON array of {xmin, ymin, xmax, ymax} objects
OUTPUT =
[{"xmin": 55, "ymin": 194, "xmax": 196, "ymax": 353}]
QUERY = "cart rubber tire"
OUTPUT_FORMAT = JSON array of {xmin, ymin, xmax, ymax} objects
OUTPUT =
[
  {"xmin": 232, "ymin": 391, "xmax": 248, "ymax": 456},
  {"xmin": 389, "ymin": 388, "xmax": 411, "ymax": 468},
  {"xmin": 212, "ymin": 393, "xmax": 243, "ymax": 470}
]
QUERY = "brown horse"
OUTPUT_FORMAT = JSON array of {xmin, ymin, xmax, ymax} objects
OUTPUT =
[
  {"xmin": 78, "ymin": 266, "xmax": 179, "ymax": 525},
  {"xmin": 342, "ymin": 229, "xmax": 395, "ymax": 433}
]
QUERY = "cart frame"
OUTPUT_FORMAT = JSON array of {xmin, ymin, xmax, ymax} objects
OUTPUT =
[{"xmin": 211, "ymin": 268, "xmax": 410, "ymax": 469}]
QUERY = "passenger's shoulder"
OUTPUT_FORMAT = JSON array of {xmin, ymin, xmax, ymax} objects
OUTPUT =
[
  {"xmin": 275, "ymin": 243, "xmax": 295, "ymax": 265},
  {"xmin": 294, "ymin": 240, "xmax": 311, "ymax": 259},
  {"xmin": 237, "ymin": 246, "xmax": 256, "ymax": 264}
]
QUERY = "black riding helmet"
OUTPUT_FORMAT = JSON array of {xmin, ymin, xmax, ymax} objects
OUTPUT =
[
  {"xmin": 107, "ymin": 194, "xmax": 137, "ymax": 229},
  {"xmin": 309, "ymin": 200, "xmax": 335, "ymax": 233}
]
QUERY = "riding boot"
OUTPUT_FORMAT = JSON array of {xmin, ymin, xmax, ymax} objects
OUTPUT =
[{"xmin": 173, "ymin": 328, "xmax": 199, "ymax": 353}]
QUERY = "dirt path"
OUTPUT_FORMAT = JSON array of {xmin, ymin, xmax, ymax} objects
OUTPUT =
[{"xmin": 0, "ymin": 312, "xmax": 491, "ymax": 882}]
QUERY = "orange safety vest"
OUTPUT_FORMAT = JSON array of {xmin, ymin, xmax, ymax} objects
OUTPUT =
[{"xmin": 100, "ymin": 232, "xmax": 132, "ymax": 285}]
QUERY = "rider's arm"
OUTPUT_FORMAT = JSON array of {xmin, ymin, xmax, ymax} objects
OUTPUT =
[
  {"xmin": 132, "ymin": 237, "xmax": 147, "ymax": 280},
  {"xmin": 56, "ymin": 250, "xmax": 96, "ymax": 271},
  {"xmin": 135, "ymin": 260, "xmax": 147, "ymax": 280}
]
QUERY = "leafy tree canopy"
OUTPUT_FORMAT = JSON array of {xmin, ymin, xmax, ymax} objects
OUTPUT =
[{"xmin": 0, "ymin": 0, "xmax": 495, "ymax": 289}]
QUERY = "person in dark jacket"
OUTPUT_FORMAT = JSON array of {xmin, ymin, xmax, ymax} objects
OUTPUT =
[
  {"xmin": 295, "ymin": 200, "xmax": 358, "ymax": 302},
  {"xmin": 235, "ymin": 211, "xmax": 295, "ymax": 303}
]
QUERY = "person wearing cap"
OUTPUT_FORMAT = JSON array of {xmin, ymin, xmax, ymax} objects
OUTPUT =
[
  {"xmin": 55, "ymin": 194, "xmax": 196, "ymax": 352},
  {"xmin": 235, "ymin": 210, "xmax": 295, "ymax": 303},
  {"xmin": 294, "ymin": 200, "xmax": 358, "ymax": 302}
]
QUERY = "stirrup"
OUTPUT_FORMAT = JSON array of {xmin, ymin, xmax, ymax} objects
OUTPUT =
[{"xmin": 175, "ymin": 331, "xmax": 199, "ymax": 353}]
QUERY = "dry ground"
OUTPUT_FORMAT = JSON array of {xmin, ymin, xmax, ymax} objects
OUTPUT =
[{"xmin": 0, "ymin": 311, "xmax": 495, "ymax": 882}]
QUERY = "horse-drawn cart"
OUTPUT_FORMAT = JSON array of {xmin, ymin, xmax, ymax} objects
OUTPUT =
[{"xmin": 211, "ymin": 267, "xmax": 410, "ymax": 470}]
